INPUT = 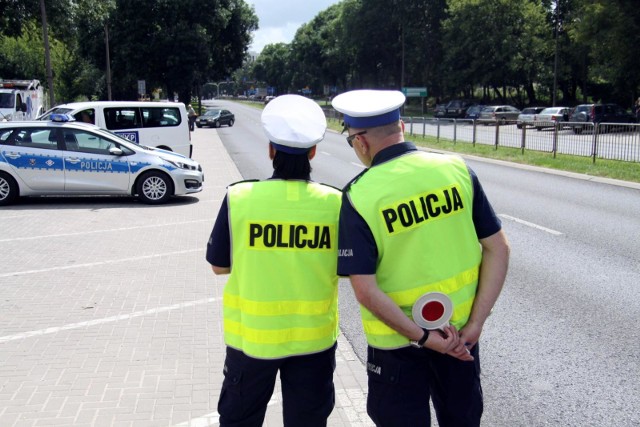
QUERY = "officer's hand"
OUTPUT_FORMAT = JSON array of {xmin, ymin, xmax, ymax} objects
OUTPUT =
[
  {"xmin": 425, "ymin": 325, "xmax": 460, "ymax": 354},
  {"xmin": 459, "ymin": 320, "xmax": 483, "ymax": 351},
  {"xmin": 447, "ymin": 342, "xmax": 475, "ymax": 362}
]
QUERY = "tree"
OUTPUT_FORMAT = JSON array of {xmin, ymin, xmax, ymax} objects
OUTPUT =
[
  {"xmin": 568, "ymin": 0, "xmax": 640, "ymax": 105},
  {"xmin": 253, "ymin": 43, "xmax": 292, "ymax": 94}
]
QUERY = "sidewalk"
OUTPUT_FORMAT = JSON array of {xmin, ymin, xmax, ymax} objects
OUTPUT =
[{"xmin": 0, "ymin": 128, "xmax": 372, "ymax": 426}]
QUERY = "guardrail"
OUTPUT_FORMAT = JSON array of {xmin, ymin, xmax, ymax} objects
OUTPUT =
[{"xmin": 401, "ymin": 117, "xmax": 640, "ymax": 163}]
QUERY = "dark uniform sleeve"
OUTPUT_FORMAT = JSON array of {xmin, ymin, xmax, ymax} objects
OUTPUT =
[
  {"xmin": 205, "ymin": 195, "xmax": 231, "ymax": 267},
  {"xmin": 337, "ymin": 192, "xmax": 378, "ymax": 276},
  {"xmin": 468, "ymin": 166, "xmax": 502, "ymax": 239}
]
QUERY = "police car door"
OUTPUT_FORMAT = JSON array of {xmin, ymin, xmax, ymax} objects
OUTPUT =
[
  {"xmin": 61, "ymin": 128, "xmax": 131, "ymax": 192},
  {"xmin": 0, "ymin": 126, "xmax": 65, "ymax": 191}
]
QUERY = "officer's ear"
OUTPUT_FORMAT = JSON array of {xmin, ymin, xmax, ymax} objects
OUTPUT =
[
  {"xmin": 268, "ymin": 143, "xmax": 276, "ymax": 160},
  {"xmin": 308, "ymin": 145, "xmax": 317, "ymax": 160}
]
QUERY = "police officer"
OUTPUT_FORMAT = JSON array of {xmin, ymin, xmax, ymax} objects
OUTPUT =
[
  {"xmin": 206, "ymin": 95, "xmax": 342, "ymax": 427},
  {"xmin": 332, "ymin": 89, "xmax": 510, "ymax": 427},
  {"xmin": 187, "ymin": 104, "xmax": 197, "ymax": 131}
]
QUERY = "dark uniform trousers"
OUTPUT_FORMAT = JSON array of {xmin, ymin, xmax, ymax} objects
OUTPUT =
[
  {"xmin": 366, "ymin": 344, "xmax": 483, "ymax": 427},
  {"xmin": 218, "ymin": 343, "xmax": 337, "ymax": 427}
]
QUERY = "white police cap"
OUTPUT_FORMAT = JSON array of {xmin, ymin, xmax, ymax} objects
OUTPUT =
[
  {"xmin": 261, "ymin": 94, "xmax": 327, "ymax": 154},
  {"xmin": 332, "ymin": 89, "xmax": 406, "ymax": 129}
]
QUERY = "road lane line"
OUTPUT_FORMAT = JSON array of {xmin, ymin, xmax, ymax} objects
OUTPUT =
[
  {"xmin": 0, "ymin": 248, "xmax": 202, "ymax": 278},
  {"xmin": 499, "ymin": 214, "xmax": 563, "ymax": 235},
  {"xmin": 350, "ymin": 162, "xmax": 366, "ymax": 168},
  {"xmin": 0, "ymin": 297, "xmax": 218, "ymax": 343},
  {"xmin": 0, "ymin": 220, "xmax": 212, "ymax": 243}
]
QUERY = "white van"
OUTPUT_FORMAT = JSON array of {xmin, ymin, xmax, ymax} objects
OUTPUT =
[{"xmin": 39, "ymin": 101, "xmax": 193, "ymax": 158}]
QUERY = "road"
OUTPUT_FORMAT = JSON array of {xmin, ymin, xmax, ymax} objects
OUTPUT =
[{"xmin": 212, "ymin": 99, "xmax": 640, "ymax": 427}]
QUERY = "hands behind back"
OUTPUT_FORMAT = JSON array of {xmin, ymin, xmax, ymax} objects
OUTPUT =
[{"xmin": 424, "ymin": 325, "xmax": 474, "ymax": 362}]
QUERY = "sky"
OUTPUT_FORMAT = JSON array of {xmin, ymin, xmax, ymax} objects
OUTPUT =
[{"xmin": 245, "ymin": 0, "xmax": 341, "ymax": 54}]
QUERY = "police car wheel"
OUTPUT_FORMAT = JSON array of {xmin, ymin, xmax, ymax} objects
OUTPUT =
[
  {"xmin": 228, "ymin": 119, "xmax": 234, "ymax": 127},
  {"xmin": 0, "ymin": 172, "xmax": 19, "ymax": 206},
  {"xmin": 136, "ymin": 171, "xmax": 173, "ymax": 204}
]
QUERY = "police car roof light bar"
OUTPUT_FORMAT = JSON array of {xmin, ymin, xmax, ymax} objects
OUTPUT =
[{"xmin": 50, "ymin": 113, "xmax": 75, "ymax": 123}]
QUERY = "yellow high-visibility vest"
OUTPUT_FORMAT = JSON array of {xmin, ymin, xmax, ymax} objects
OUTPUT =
[
  {"xmin": 347, "ymin": 152, "xmax": 482, "ymax": 349},
  {"xmin": 224, "ymin": 179, "xmax": 342, "ymax": 359}
]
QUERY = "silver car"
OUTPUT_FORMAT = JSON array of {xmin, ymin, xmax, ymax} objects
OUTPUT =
[
  {"xmin": 0, "ymin": 114, "xmax": 204, "ymax": 205},
  {"xmin": 479, "ymin": 105, "xmax": 521, "ymax": 125},
  {"xmin": 533, "ymin": 107, "xmax": 571, "ymax": 130},
  {"xmin": 516, "ymin": 107, "xmax": 546, "ymax": 129}
]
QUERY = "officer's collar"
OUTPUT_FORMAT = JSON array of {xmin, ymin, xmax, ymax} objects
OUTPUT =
[{"xmin": 371, "ymin": 142, "xmax": 417, "ymax": 166}]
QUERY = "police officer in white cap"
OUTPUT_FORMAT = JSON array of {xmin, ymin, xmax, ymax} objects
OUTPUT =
[
  {"xmin": 206, "ymin": 94, "xmax": 342, "ymax": 426},
  {"xmin": 332, "ymin": 89, "xmax": 510, "ymax": 427}
]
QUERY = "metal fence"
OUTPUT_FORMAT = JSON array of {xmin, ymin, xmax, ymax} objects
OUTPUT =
[{"xmin": 401, "ymin": 117, "xmax": 640, "ymax": 163}]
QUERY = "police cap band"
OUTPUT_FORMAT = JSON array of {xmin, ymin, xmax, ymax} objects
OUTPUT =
[{"xmin": 332, "ymin": 89, "xmax": 406, "ymax": 129}]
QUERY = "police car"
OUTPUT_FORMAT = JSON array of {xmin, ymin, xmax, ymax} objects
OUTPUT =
[{"xmin": 0, "ymin": 114, "xmax": 204, "ymax": 205}]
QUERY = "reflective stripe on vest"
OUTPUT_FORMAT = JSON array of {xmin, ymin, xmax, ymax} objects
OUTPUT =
[
  {"xmin": 225, "ymin": 179, "xmax": 341, "ymax": 359},
  {"xmin": 347, "ymin": 152, "xmax": 482, "ymax": 349}
]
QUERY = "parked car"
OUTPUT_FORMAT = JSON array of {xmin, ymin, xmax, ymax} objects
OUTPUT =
[
  {"xmin": 569, "ymin": 103, "xmax": 637, "ymax": 134},
  {"xmin": 478, "ymin": 105, "xmax": 521, "ymax": 125},
  {"xmin": 465, "ymin": 104, "xmax": 485, "ymax": 120},
  {"xmin": 443, "ymin": 99, "xmax": 474, "ymax": 118},
  {"xmin": 516, "ymin": 107, "xmax": 546, "ymax": 129},
  {"xmin": 0, "ymin": 114, "xmax": 204, "ymax": 205},
  {"xmin": 533, "ymin": 107, "xmax": 571, "ymax": 130},
  {"xmin": 195, "ymin": 109, "xmax": 235, "ymax": 128},
  {"xmin": 433, "ymin": 104, "xmax": 446, "ymax": 118}
]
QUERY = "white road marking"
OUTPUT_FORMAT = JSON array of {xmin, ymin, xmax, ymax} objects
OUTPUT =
[
  {"xmin": 0, "ymin": 297, "xmax": 218, "ymax": 343},
  {"xmin": 499, "ymin": 214, "xmax": 563, "ymax": 235},
  {"xmin": 0, "ymin": 220, "xmax": 212, "ymax": 243},
  {"xmin": 350, "ymin": 162, "xmax": 366, "ymax": 168},
  {"xmin": 0, "ymin": 248, "xmax": 202, "ymax": 278}
]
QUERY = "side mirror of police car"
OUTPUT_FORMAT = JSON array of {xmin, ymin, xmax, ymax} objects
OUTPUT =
[{"xmin": 109, "ymin": 147, "xmax": 123, "ymax": 156}]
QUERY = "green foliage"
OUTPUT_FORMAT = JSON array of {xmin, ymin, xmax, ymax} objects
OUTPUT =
[{"xmin": 3, "ymin": 0, "xmax": 640, "ymax": 108}]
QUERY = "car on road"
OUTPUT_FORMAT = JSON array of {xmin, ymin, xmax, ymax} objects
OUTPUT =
[
  {"xmin": 516, "ymin": 107, "xmax": 546, "ymax": 129},
  {"xmin": 479, "ymin": 105, "xmax": 521, "ymax": 125},
  {"xmin": 0, "ymin": 114, "xmax": 204, "ymax": 205},
  {"xmin": 569, "ymin": 103, "xmax": 637, "ymax": 134},
  {"xmin": 533, "ymin": 107, "xmax": 571, "ymax": 130},
  {"xmin": 195, "ymin": 108, "xmax": 235, "ymax": 128}
]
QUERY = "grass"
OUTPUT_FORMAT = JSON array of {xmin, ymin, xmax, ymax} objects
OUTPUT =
[{"xmin": 327, "ymin": 118, "xmax": 640, "ymax": 184}]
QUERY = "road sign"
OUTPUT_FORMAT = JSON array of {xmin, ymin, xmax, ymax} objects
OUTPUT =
[{"xmin": 402, "ymin": 87, "xmax": 427, "ymax": 97}]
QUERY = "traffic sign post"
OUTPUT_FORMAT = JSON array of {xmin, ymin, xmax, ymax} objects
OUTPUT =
[
  {"xmin": 402, "ymin": 87, "xmax": 427, "ymax": 97},
  {"xmin": 401, "ymin": 87, "xmax": 428, "ymax": 114}
]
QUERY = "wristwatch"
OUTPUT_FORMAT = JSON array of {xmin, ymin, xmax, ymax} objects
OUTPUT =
[{"xmin": 409, "ymin": 328, "xmax": 430, "ymax": 348}]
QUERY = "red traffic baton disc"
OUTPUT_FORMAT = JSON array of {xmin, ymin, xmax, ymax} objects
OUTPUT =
[{"xmin": 412, "ymin": 292, "xmax": 453, "ymax": 330}]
